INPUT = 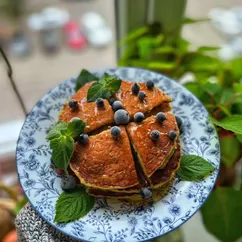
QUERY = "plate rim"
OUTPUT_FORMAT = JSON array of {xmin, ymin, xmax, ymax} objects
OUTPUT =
[{"xmin": 16, "ymin": 67, "xmax": 220, "ymax": 241}]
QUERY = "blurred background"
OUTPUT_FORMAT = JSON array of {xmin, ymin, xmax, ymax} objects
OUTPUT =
[{"xmin": 1, "ymin": 0, "xmax": 242, "ymax": 241}]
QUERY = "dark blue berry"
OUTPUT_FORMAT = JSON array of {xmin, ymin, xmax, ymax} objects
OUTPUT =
[
  {"xmin": 134, "ymin": 112, "xmax": 145, "ymax": 123},
  {"xmin": 138, "ymin": 91, "xmax": 146, "ymax": 101},
  {"xmin": 131, "ymin": 83, "xmax": 140, "ymax": 95},
  {"xmin": 156, "ymin": 112, "xmax": 166, "ymax": 123},
  {"xmin": 70, "ymin": 117, "xmax": 81, "ymax": 122},
  {"xmin": 78, "ymin": 133, "xmax": 89, "ymax": 144},
  {"xmin": 150, "ymin": 130, "xmax": 160, "ymax": 141},
  {"xmin": 112, "ymin": 101, "xmax": 123, "ymax": 111},
  {"xmin": 110, "ymin": 126, "xmax": 121, "ymax": 137},
  {"xmin": 68, "ymin": 100, "xmax": 78, "ymax": 110},
  {"xmin": 96, "ymin": 98, "xmax": 105, "ymax": 108},
  {"xmin": 175, "ymin": 116, "xmax": 183, "ymax": 128},
  {"xmin": 114, "ymin": 109, "xmax": 130, "ymax": 125},
  {"xmin": 109, "ymin": 98, "xmax": 116, "ymax": 105},
  {"xmin": 61, "ymin": 175, "xmax": 76, "ymax": 191},
  {"xmin": 146, "ymin": 80, "xmax": 154, "ymax": 90},
  {"xmin": 169, "ymin": 130, "xmax": 177, "ymax": 140},
  {"xmin": 141, "ymin": 187, "xmax": 152, "ymax": 199}
]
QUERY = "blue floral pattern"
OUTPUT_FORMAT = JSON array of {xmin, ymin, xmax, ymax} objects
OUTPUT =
[{"xmin": 16, "ymin": 67, "xmax": 220, "ymax": 242}]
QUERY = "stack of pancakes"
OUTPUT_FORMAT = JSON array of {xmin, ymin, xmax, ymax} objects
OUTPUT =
[{"xmin": 59, "ymin": 81, "xmax": 181, "ymax": 202}]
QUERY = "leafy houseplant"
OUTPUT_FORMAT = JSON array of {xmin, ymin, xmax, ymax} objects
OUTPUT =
[{"xmin": 118, "ymin": 20, "xmax": 242, "ymax": 242}]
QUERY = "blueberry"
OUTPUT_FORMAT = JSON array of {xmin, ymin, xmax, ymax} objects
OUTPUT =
[
  {"xmin": 150, "ymin": 130, "xmax": 160, "ymax": 141},
  {"xmin": 96, "ymin": 98, "xmax": 105, "ymax": 108},
  {"xmin": 61, "ymin": 175, "xmax": 76, "ymax": 191},
  {"xmin": 156, "ymin": 112, "xmax": 166, "ymax": 123},
  {"xmin": 78, "ymin": 134, "xmax": 89, "ymax": 144},
  {"xmin": 146, "ymin": 80, "xmax": 154, "ymax": 90},
  {"xmin": 175, "ymin": 116, "xmax": 183, "ymax": 128},
  {"xmin": 70, "ymin": 117, "xmax": 81, "ymax": 122},
  {"xmin": 109, "ymin": 98, "xmax": 116, "ymax": 105},
  {"xmin": 169, "ymin": 130, "xmax": 177, "ymax": 140},
  {"xmin": 138, "ymin": 91, "xmax": 146, "ymax": 101},
  {"xmin": 68, "ymin": 100, "xmax": 78, "ymax": 110},
  {"xmin": 131, "ymin": 83, "xmax": 140, "ymax": 95},
  {"xmin": 140, "ymin": 187, "xmax": 152, "ymax": 199},
  {"xmin": 110, "ymin": 126, "xmax": 121, "ymax": 138},
  {"xmin": 114, "ymin": 109, "xmax": 130, "ymax": 125},
  {"xmin": 112, "ymin": 101, "xmax": 123, "ymax": 111},
  {"xmin": 134, "ymin": 112, "xmax": 145, "ymax": 123}
]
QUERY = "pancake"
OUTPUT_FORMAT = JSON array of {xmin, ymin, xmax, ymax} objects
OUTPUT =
[
  {"xmin": 126, "ymin": 113, "xmax": 179, "ymax": 177},
  {"xmin": 59, "ymin": 82, "xmax": 114, "ymax": 133},
  {"xmin": 70, "ymin": 126, "xmax": 139, "ymax": 189},
  {"xmin": 150, "ymin": 140, "xmax": 181, "ymax": 189},
  {"xmin": 114, "ymin": 81, "xmax": 172, "ymax": 118}
]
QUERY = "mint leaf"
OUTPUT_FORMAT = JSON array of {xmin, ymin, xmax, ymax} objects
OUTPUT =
[
  {"xmin": 237, "ymin": 134, "xmax": 242, "ymax": 143},
  {"xmin": 75, "ymin": 69, "xmax": 99, "ymax": 92},
  {"xmin": 102, "ymin": 73, "xmax": 121, "ymax": 93},
  {"xmin": 87, "ymin": 82, "xmax": 111, "ymax": 102},
  {"xmin": 87, "ymin": 73, "xmax": 121, "ymax": 102},
  {"xmin": 67, "ymin": 120, "xmax": 86, "ymax": 137},
  {"xmin": 177, "ymin": 155, "xmax": 215, "ymax": 181},
  {"xmin": 201, "ymin": 188, "xmax": 242, "ymax": 242},
  {"xmin": 233, "ymin": 83, "xmax": 242, "ymax": 94},
  {"xmin": 50, "ymin": 136, "xmax": 74, "ymax": 172},
  {"xmin": 197, "ymin": 46, "xmax": 220, "ymax": 52},
  {"xmin": 54, "ymin": 187, "xmax": 95, "ymax": 223},
  {"xmin": 183, "ymin": 17, "xmax": 209, "ymax": 24},
  {"xmin": 46, "ymin": 121, "xmax": 67, "ymax": 141},
  {"xmin": 210, "ymin": 115, "xmax": 242, "ymax": 134}
]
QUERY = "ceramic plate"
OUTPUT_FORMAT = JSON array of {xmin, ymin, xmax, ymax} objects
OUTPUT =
[{"xmin": 16, "ymin": 67, "xmax": 220, "ymax": 242}]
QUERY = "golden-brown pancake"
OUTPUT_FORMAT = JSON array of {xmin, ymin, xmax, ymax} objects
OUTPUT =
[
  {"xmin": 114, "ymin": 81, "xmax": 172, "ymax": 118},
  {"xmin": 126, "ymin": 113, "xmax": 179, "ymax": 177},
  {"xmin": 70, "ymin": 126, "xmax": 139, "ymax": 189},
  {"xmin": 59, "ymin": 82, "xmax": 114, "ymax": 133}
]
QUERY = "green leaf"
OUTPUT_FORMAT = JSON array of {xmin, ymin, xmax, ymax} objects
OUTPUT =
[
  {"xmin": 203, "ymin": 83, "xmax": 222, "ymax": 96},
  {"xmin": 220, "ymin": 136, "xmax": 241, "ymax": 168},
  {"xmin": 197, "ymin": 46, "xmax": 220, "ymax": 53},
  {"xmin": 177, "ymin": 38, "xmax": 190, "ymax": 52},
  {"xmin": 12, "ymin": 197, "xmax": 28, "ymax": 215},
  {"xmin": 184, "ymin": 82, "xmax": 204, "ymax": 99},
  {"xmin": 177, "ymin": 155, "xmax": 215, "ymax": 181},
  {"xmin": 152, "ymin": 46, "xmax": 176, "ymax": 55},
  {"xmin": 183, "ymin": 17, "xmax": 210, "ymax": 24},
  {"xmin": 185, "ymin": 54, "xmax": 221, "ymax": 72},
  {"xmin": 201, "ymin": 188, "xmax": 242, "ymax": 242},
  {"xmin": 230, "ymin": 58, "xmax": 242, "ymax": 79},
  {"xmin": 210, "ymin": 115, "xmax": 242, "ymax": 134},
  {"xmin": 54, "ymin": 187, "xmax": 95, "ymax": 223},
  {"xmin": 237, "ymin": 134, "xmax": 242, "ymax": 143},
  {"xmin": 216, "ymin": 104, "xmax": 231, "ymax": 116},
  {"xmin": 233, "ymin": 83, "xmax": 242, "ymax": 94},
  {"xmin": 87, "ymin": 82, "xmax": 111, "ymax": 102},
  {"xmin": 102, "ymin": 73, "xmax": 122, "ymax": 93},
  {"xmin": 119, "ymin": 26, "xmax": 149, "ymax": 46},
  {"xmin": 50, "ymin": 136, "xmax": 74, "ymax": 172},
  {"xmin": 75, "ymin": 69, "xmax": 99, "ymax": 92},
  {"xmin": 46, "ymin": 121, "xmax": 67, "ymax": 141},
  {"xmin": 67, "ymin": 120, "xmax": 86, "ymax": 137},
  {"xmin": 214, "ymin": 88, "xmax": 235, "ymax": 105}
]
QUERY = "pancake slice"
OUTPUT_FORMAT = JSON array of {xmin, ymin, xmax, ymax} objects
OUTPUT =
[
  {"xmin": 114, "ymin": 81, "xmax": 172, "ymax": 118},
  {"xmin": 59, "ymin": 82, "xmax": 114, "ymax": 133},
  {"xmin": 70, "ymin": 126, "xmax": 139, "ymax": 189},
  {"xmin": 150, "ymin": 140, "xmax": 181, "ymax": 189},
  {"xmin": 126, "ymin": 113, "xmax": 179, "ymax": 177}
]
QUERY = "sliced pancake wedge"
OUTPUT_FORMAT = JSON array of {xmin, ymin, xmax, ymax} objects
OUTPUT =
[
  {"xmin": 70, "ymin": 126, "xmax": 139, "ymax": 189},
  {"xmin": 59, "ymin": 82, "xmax": 114, "ymax": 133},
  {"xmin": 114, "ymin": 81, "xmax": 171, "ymax": 118},
  {"xmin": 126, "ymin": 113, "xmax": 179, "ymax": 178},
  {"xmin": 150, "ymin": 140, "xmax": 181, "ymax": 189}
]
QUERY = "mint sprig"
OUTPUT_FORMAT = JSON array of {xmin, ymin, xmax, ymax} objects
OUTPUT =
[
  {"xmin": 177, "ymin": 155, "xmax": 215, "ymax": 181},
  {"xmin": 54, "ymin": 187, "xmax": 95, "ymax": 223},
  {"xmin": 46, "ymin": 120, "xmax": 86, "ymax": 172},
  {"xmin": 75, "ymin": 69, "xmax": 99, "ymax": 92},
  {"xmin": 87, "ymin": 73, "xmax": 121, "ymax": 102}
]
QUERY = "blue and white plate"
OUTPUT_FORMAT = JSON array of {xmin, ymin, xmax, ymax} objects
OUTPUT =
[{"xmin": 16, "ymin": 67, "xmax": 220, "ymax": 242}]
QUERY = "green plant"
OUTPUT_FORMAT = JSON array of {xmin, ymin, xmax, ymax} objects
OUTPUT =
[{"xmin": 118, "ymin": 20, "xmax": 242, "ymax": 242}]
